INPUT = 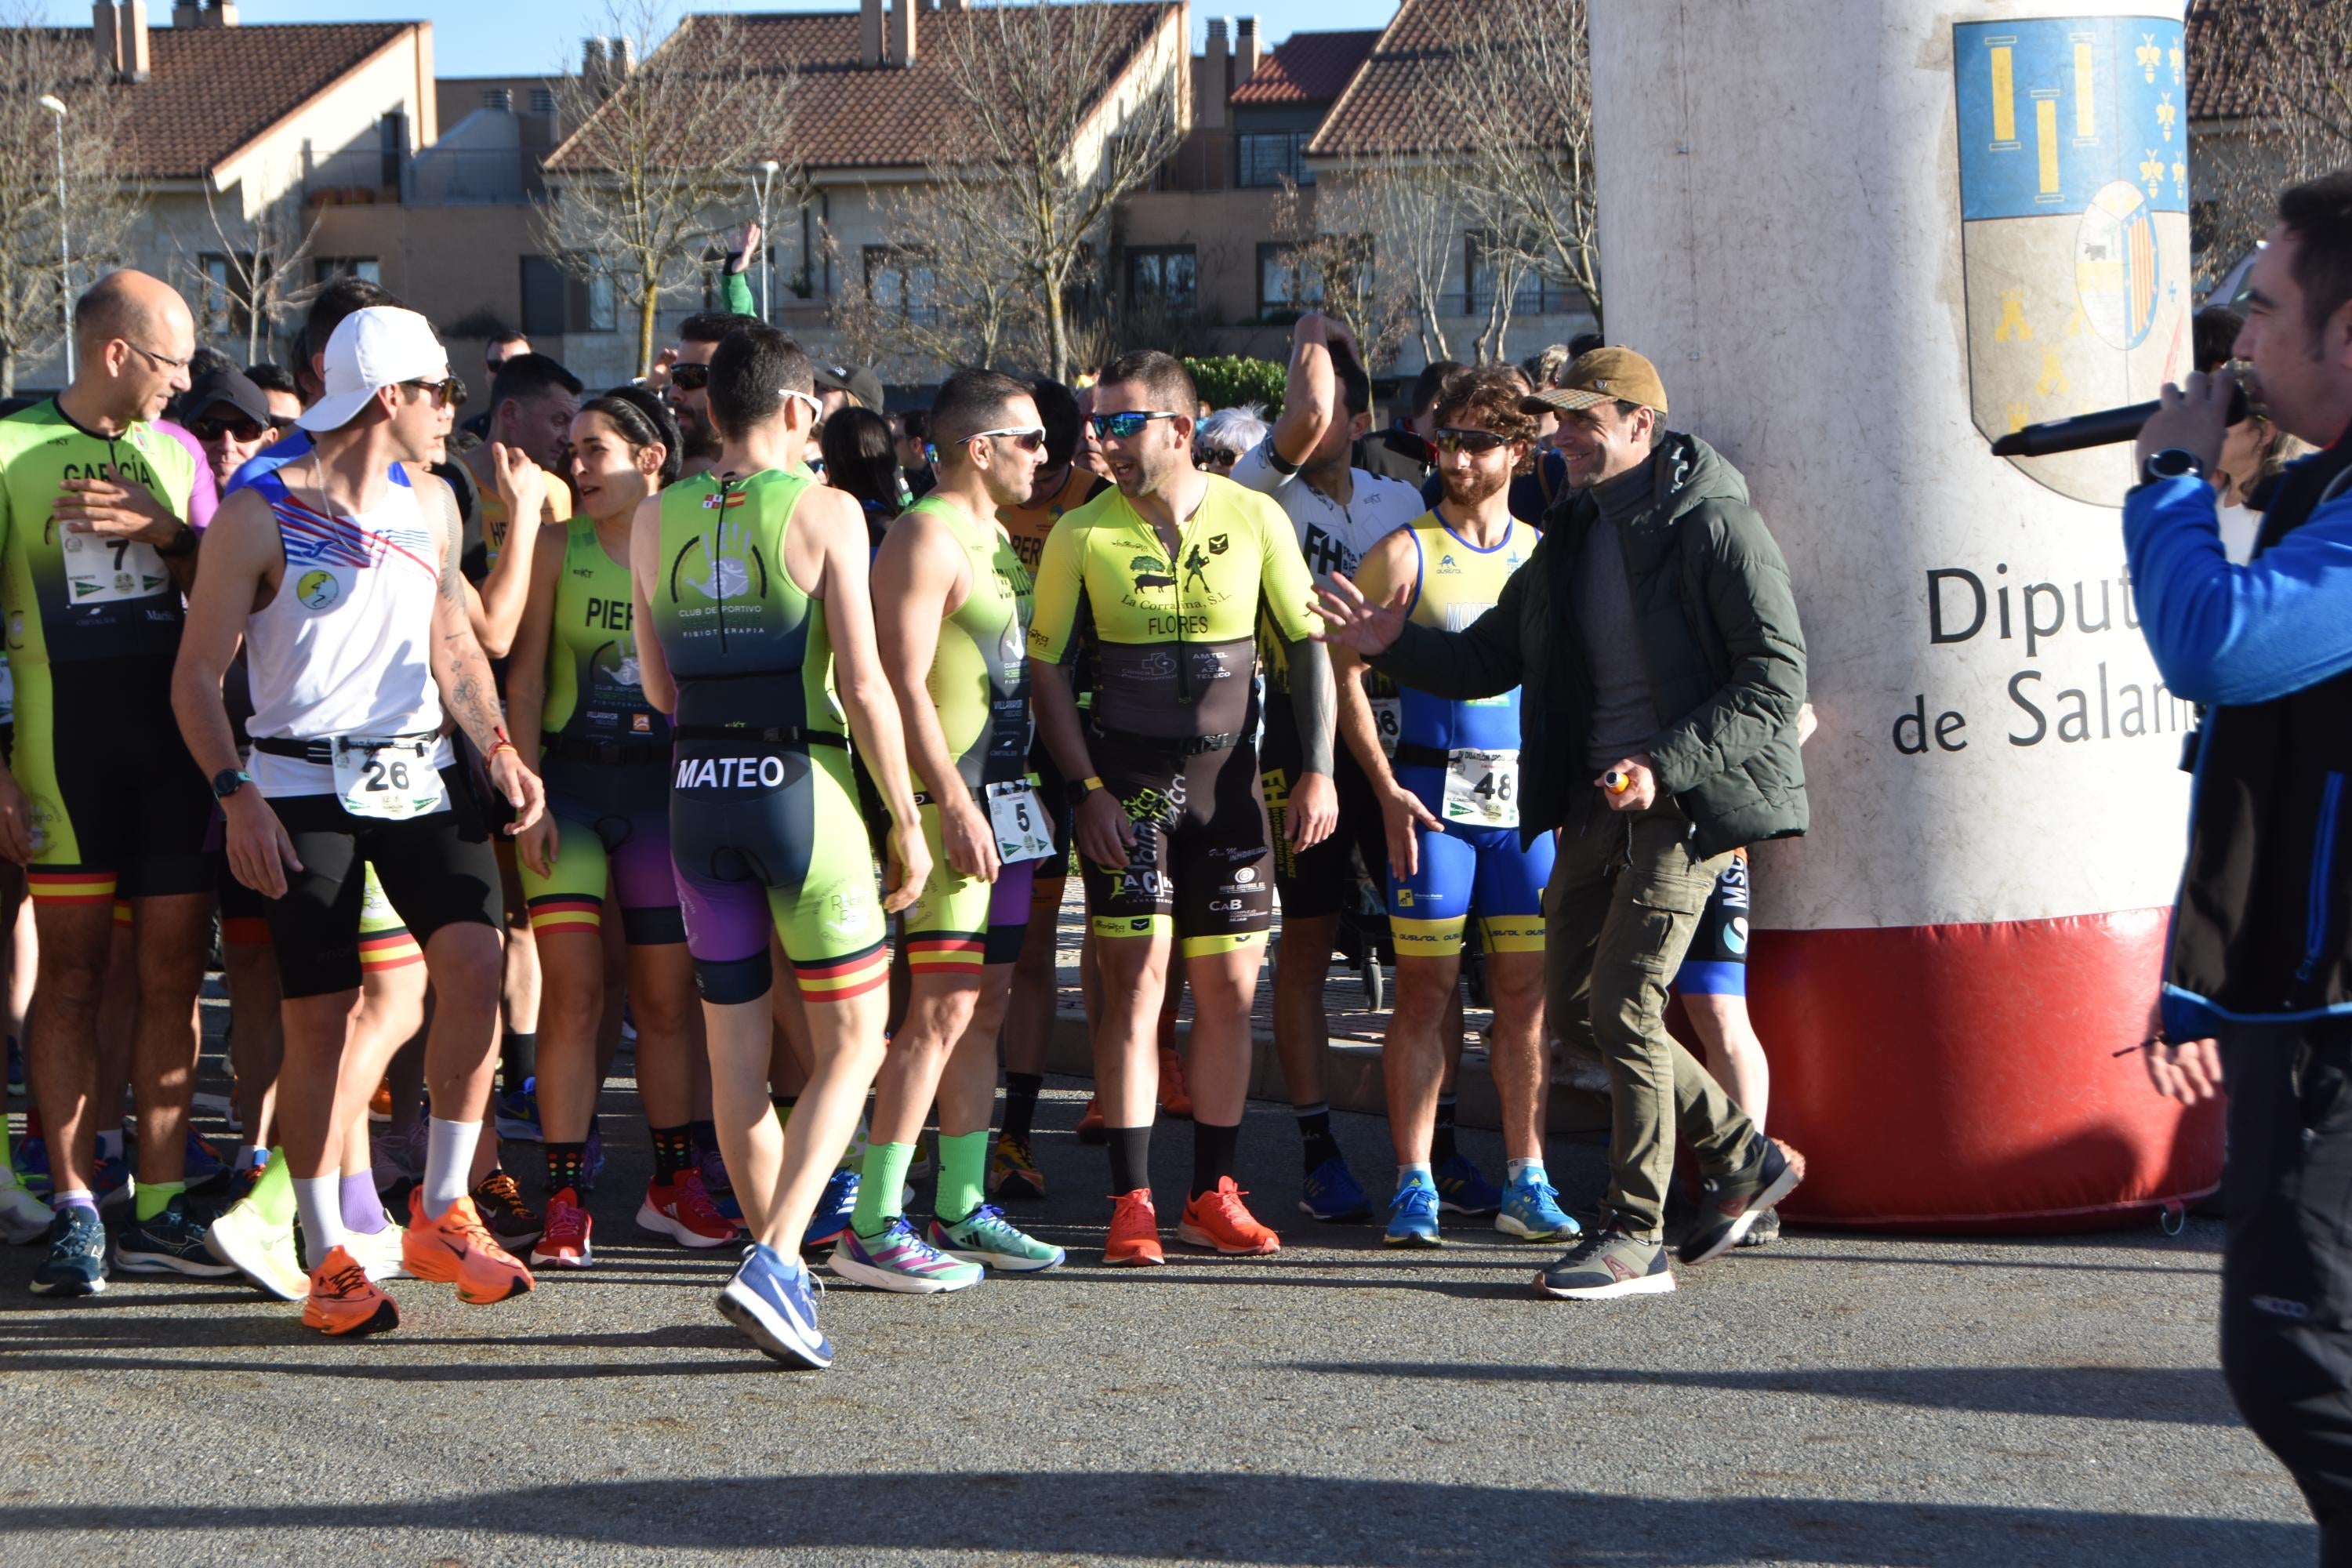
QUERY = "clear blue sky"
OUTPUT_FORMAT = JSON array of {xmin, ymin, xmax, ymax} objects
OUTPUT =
[{"xmin": 189, "ymin": 1, "xmax": 1394, "ymax": 77}]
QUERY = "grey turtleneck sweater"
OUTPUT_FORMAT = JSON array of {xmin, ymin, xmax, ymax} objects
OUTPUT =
[{"xmin": 1579, "ymin": 457, "xmax": 1661, "ymax": 769}]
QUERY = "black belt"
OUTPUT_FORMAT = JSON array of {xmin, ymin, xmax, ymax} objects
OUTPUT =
[
  {"xmin": 1088, "ymin": 724, "xmax": 1243, "ymax": 757},
  {"xmin": 546, "ymin": 734, "xmax": 669, "ymax": 767},
  {"xmin": 1393, "ymin": 742, "xmax": 1453, "ymax": 770},
  {"xmin": 253, "ymin": 732, "xmax": 439, "ymax": 767},
  {"xmin": 671, "ymin": 724, "xmax": 848, "ymax": 750}
]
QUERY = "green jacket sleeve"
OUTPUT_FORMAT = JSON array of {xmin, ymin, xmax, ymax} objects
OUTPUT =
[
  {"xmin": 722, "ymin": 268, "xmax": 757, "ymax": 318},
  {"xmin": 1369, "ymin": 536, "xmax": 1536, "ymax": 700},
  {"xmin": 1646, "ymin": 500, "xmax": 1807, "ymax": 795}
]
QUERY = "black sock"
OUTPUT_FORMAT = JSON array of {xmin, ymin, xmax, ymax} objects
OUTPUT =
[
  {"xmin": 687, "ymin": 1118, "xmax": 720, "ymax": 1160},
  {"xmin": 543, "ymin": 1141, "xmax": 586, "ymax": 1197},
  {"xmin": 500, "ymin": 1030, "xmax": 537, "ymax": 1094},
  {"xmin": 1192, "ymin": 1120, "xmax": 1240, "ymax": 1199},
  {"xmin": 1108, "ymin": 1126, "xmax": 1152, "ymax": 1196},
  {"xmin": 1295, "ymin": 1103, "xmax": 1341, "ymax": 1173},
  {"xmin": 1432, "ymin": 1097, "xmax": 1459, "ymax": 1164},
  {"xmin": 651, "ymin": 1123, "xmax": 695, "ymax": 1183},
  {"xmin": 1002, "ymin": 1072, "xmax": 1044, "ymax": 1144}
]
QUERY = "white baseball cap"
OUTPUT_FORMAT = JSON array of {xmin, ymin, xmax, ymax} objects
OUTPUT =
[{"xmin": 298, "ymin": 306, "xmax": 451, "ymax": 433}]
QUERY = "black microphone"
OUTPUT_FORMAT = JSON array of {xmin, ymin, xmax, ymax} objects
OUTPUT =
[{"xmin": 1991, "ymin": 384, "xmax": 2249, "ymax": 457}]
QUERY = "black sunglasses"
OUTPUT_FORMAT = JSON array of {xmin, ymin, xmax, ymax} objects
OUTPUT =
[
  {"xmin": 1434, "ymin": 427, "xmax": 1512, "ymax": 455},
  {"xmin": 404, "ymin": 377, "xmax": 462, "ymax": 408},
  {"xmin": 187, "ymin": 415, "xmax": 267, "ymax": 445},
  {"xmin": 669, "ymin": 363, "xmax": 710, "ymax": 391}
]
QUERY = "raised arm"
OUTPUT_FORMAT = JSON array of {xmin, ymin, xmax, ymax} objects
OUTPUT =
[
  {"xmin": 469, "ymin": 445, "xmax": 554, "ymax": 657},
  {"xmin": 430, "ymin": 491, "xmax": 544, "ymax": 833},
  {"xmin": 797, "ymin": 484, "xmax": 929, "ymax": 912},
  {"xmin": 873, "ymin": 508, "xmax": 996, "ymax": 883},
  {"xmin": 1268, "ymin": 313, "xmax": 1337, "ymax": 470}
]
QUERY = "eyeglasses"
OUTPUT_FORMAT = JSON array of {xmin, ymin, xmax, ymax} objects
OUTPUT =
[
  {"xmin": 782, "ymin": 388, "xmax": 824, "ymax": 421},
  {"xmin": 963, "ymin": 425, "xmax": 1047, "ymax": 452},
  {"xmin": 187, "ymin": 414, "xmax": 267, "ymax": 445},
  {"xmin": 1434, "ymin": 427, "xmax": 1513, "ymax": 455},
  {"xmin": 403, "ymin": 377, "xmax": 462, "ymax": 408},
  {"xmin": 1087, "ymin": 410, "xmax": 1181, "ymax": 441},
  {"xmin": 1196, "ymin": 448, "xmax": 1240, "ymax": 470},
  {"xmin": 669, "ymin": 362, "xmax": 710, "ymax": 391},
  {"xmin": 125, "ymin": 341, "xmax": 191, "ymax": 372}
]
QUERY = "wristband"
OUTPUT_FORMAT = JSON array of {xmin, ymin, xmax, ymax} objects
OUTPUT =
[
  {"xmin": 488, "ymin": 742, "xmax": 518, "ymax": 762},
  {"xmin": 1083, "ymin": 776, "xmax": 1103, "ymax": 793}
]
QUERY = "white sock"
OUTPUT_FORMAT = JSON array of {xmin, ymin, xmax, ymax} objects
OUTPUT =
[
  {"xmin": 1506, "ymin": 1157, "xmax": 1547, "ymax": 1185},
  {"xmin": 1396, "ymin": 1163, "xmax": 1434, "ymax": 1192},
  {"xmin": 423, "ymin": 1117, "xmax": 481, "ymax": 1219},
  {"xmin": 292, "ymin": 1172, "xmax": 347, "ymax": 1271}
]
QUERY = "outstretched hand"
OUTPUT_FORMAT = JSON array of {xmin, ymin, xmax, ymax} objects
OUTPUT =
[{"xmin": 1311, "ymin": 572, "xmax": 1409, "ymax": 659}]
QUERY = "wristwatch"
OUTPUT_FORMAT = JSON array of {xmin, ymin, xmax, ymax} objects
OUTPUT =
[
  {"xmin": 2140, "ymin": 447, "xmax": 2208, "ymax": 485},
  {"xmin": 156, "ymin": 523, "xmax": 198, "ymax": 559},
  {"xmin": 1065, "ymin": 775, "xmax": 1104, "ymax": 807},
  {"xmin": 211, "ymin": 768, "xmax": 252, "ymax": 800}
]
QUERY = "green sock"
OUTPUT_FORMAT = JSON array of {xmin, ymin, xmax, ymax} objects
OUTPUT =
[
  {"xmin": 851, "ymin": 1140, "xmax": 914, "ymax": 1236},
  {"xmin": 251, "ymin": 1148, "xmax": 297, "ymax": 1229},
  {"xmin": 133, "ymin": 1178, "xmax": 184, "ymax": 1222},
  {"xmin": 936, "ymin": 1131, "xmax": 989, "ymax": 1226}
]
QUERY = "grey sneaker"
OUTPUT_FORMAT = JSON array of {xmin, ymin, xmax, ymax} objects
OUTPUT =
[
  {"xmin": 1533, "ymin": 1225, "xmax": 1675, "ymax": 1300},
  {"xmin": 1681, "ymin": 1136, "xmax": 1806, "ymax": 1265},
  {"xmin": 1736, "ymin": 1208, "xmax": 1781, "ymax": 1248}
]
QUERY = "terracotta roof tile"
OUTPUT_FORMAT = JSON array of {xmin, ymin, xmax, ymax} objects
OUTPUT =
[
  {"xmin": 8, "ymin": 21, "xmax": 415, "ymax": 181},
  {"xmin": 547, "ymin": 5, "xmax": 1178, "ymax": 174},
  {"xmin": 1231, "ymin": 27, "xmax": 1379, "ymax": 107},
  {"xmin": 2186, "ymin": 0, "xmax": 2262, "ymax": 122},
  {"xmin": 1305, "ymin": 0, "xmax": 1489, "ymax": 158}
]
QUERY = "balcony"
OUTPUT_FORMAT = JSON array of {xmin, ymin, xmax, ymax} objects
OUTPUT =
[{"xmin": 303, "ymin": 147, "xmax": 547, "ymax": 208}]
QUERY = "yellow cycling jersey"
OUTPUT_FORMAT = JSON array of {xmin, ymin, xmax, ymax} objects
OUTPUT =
[{"xmin": 1027, "ymin": 475, "xmax": 1317, "ymax": 742}]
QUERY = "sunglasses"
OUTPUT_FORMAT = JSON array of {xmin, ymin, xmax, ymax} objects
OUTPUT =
[
  {"xmin": 402, "ymin": 377, "xmax": 462, "ymax": 408},
  {"xmin": 1087, "ymin": 410, "xmax": 1181, "ymax": 441},
  {"xmin": 669, "ymin": 362, "xmax": 710, "ymax": 391},
  {"xmin": 187, "ymin": 415, "xmax": 267, "ymax": 445},
  {"xmin": 964, "ymin": 425, "xmax": 1047, "ymax": 452},
  {"xmin": 1434, "ymin": 427, "xmax": 1513, "ymax": 455},
  {"xmin": 1196, "ymin": 448, "xmax": 1240, "ymax": 470}
]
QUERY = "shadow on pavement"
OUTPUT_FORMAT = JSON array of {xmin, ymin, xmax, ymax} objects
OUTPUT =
[
  {"xmin": 1286, "ymin": 1361, "xmax": 2244, "ymax": 1425},
  {"xmin": 0, "ymin": 1472, "xmax": 2309, "ymax": 1565}
]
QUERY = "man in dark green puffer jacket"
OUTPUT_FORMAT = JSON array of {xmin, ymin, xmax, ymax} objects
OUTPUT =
[{"xmin": 1316, "ymin": 348, "xmax": 1809, "ymax": 1301}]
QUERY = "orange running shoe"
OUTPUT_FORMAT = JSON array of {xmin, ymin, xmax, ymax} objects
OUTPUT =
[
  {"xmin": 1156, "ymin": 1045, "xmax": 1193, "ymax": 1120},
  {"xmin": 368, "ymin": 1078, "xmax": 393, "ymax": 1123},
  {"xmin": 1178, "ymin": 1176, "xmax": 1282, "ymax": 1256},
  {"xmin": 1076, "ymin": 1096, "xmax": 1106, "ymax": 1144},
  {"xmin": 402, "ymin": 1189, "xmax": 536, "ymax": 1304},
  {"xmin": 1103, "ymin": 1188, "xmax": 1165, "ymax": 1267},
  {"xmin": 303, "ymin": 1245, "xmax": 401, "ymax": 1337}
]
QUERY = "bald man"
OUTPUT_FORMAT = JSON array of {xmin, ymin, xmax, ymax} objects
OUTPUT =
[{"xmin": 0, "ymin": 270, "xmax": 226, "ymax": 1297}]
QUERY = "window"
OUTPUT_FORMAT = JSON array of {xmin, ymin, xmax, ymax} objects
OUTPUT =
[
  {"xmin": 863, "ymin": 245, "xmax": 937, "ymax": 322},
  {"xmin": 528, "ymin": 87, "xmax": 557, "ymax": 115},
  {"xmin": 1257, "ymin": 242, "xmax": 1323, "ymax": 316},
  {"xmin": 1465, "ymin": 236, "xmax": 1553, "ymax": 316},
  {"xmin": 480, "ymin": 87, "xmax": 513, "ymax": 112},
  {"xmin": 1127, "ymin": 246, "xmax": 1196, "ymax": 313},
  {"xmin": 1237, "ymin": 130, "xmax": 1312, "ymax": 189},
  {"xmin": 196, "ymin": 253, "xmax": 232, "ymax": 333},
  {"xmin": 314, "ymin": 257, "xmax": 381, "ymax": 285},
  {"xmin": 519, "ymin": 255, "xmax": 616, "ymax": 336}
]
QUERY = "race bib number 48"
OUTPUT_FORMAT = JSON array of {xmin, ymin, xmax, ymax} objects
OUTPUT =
[
  {"xmin": 1442, "ymin": 747, "xmax": 1519, "ymax": 829},
  {"xmin": 333, "ymin": 737, "xmax": 445, "ymax": 822}
]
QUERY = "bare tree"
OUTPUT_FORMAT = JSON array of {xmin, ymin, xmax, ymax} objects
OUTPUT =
[
  {"xmin": 539, "ymin": 0, "xmax": 802, "ymax": 376},
  {"xmin": 1353, "ymin": 156, "xmax": 1457, "ymax": 365},
  {"xmin": 1271, "ymin": 178, "xmax": 1408, "ymax": 371},
  {"xmin": 0, "ymin": 9, "xmax": 142, "ymax": 394},
  {"xmin": 927, "ymin": 0, "xmax": 1181, "ymax": 383},
  {"xmin": 178, "ymin": 184, "xmax": 323, "ymax": 365},
  {"xmin": 825, "ymin": 181, "xmax": 1036, "ymax": 377},
  {"xmin": 2187, "ymin": 0, "xmax": 2352, "ymax": 289},
  {"xmin": 1430, "ymin": 0, "xmax": 1599, "ymax": 323}
]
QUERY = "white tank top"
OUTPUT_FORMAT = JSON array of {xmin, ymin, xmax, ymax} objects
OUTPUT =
[{"xmin": 245, "ymin": 464, "xmax": 456, "ymax": 797}]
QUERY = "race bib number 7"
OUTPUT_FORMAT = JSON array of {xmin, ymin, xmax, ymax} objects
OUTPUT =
[
  {"xmin": 333, "ymin": 737, "xmax": 445, "ymax": 822},
  {"xmin": 62, "ymin": 528, "xmax": 168, "ymax": 604},
  {"xmin": 986, "ymin": 779, "xmax": 1054, "ymax": 864},
  {"xmin": 1442, "ymin": 747, "xmax": 1519, "ymax": 829}
]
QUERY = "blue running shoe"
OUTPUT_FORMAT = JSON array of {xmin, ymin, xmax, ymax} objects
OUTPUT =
[
  {"xmin": 493, "ymin": 1078, "xmax": 542, "ymax": 1143},
  {"xmin": 1496, "ymin": 1171, "xmax": 1580, "ymax": 1242},
  {"xmin": 184, "ymin": 1127, "xmax": 228, "ymax": 1192},
  {"xmin": 718, "ymin": 1242, "xmax": 832, "ymax": 1369},
  {"xmin": 12, "ymin": 1134, "xmax": 49, "ymax": 1197},
  {"xmin": 801, "ymin": 1169, "xmax": 858, "ymax": 1251},
  {"xmin": 92, "ymin": 1155, "xmax": 132, "ymax": 1211},
  {"xmin": 699, "ymin": 1143, "xmax": 743, "ymax": 1225},
  {"xmin": 1385, "ymin": 1179, "xmax": 1443, "ymax": 1247},
  {"xmin": 1298, "ymin": 1153, "xmax": 1372, "ymax": 1222},
  {"xmin": 1432, "ymin": 1152, "xmax": 1502, "ymax": 1216},
  {"xmin": 5, "ymin": 1035, "xmax": 22, "ymax": 1098},
  {"xmin": 31, "ymin": 1204, "xmax": 107, "ymax": 1296},
  {"xmin": 580, "ymin": 1122, "xmax": 605, "ymax": 1193}
]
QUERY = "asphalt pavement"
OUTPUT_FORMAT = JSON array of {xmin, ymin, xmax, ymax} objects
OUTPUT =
[{"xmin": 0, "ymin": 1040, "xmax": 2314, "ymax": 1568}]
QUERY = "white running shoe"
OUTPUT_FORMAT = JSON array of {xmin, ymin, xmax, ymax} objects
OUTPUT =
[
  {"xmin": 343, "ymin": 1215, "xmax": 409, "ymax": 1283},
  {"xmin": 204, "ymin": 1196, "xmax": 307, "ymax": 1301}
]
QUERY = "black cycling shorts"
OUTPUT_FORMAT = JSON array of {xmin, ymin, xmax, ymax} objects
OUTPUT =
[
  {"xmin": 1080, "ymin": 733, "xmax": 1272, "ymax": 958},
  {"xmin": 17, "ymin": 657, "xmax": 216, "ymax": 906},
  {"xmin": 1259, "ymin": 706, "xmax": 1388, "ymax": 921},
  {"xmin": 263, "ymin": 768, "xmax": 503, "ymax": 998}
]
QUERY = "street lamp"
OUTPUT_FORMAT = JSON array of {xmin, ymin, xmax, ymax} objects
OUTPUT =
[
  {"xmin": 37, "ymin": 95, "xmax": 69, "ymax": 383},
  {"xmin": 750, "ymin": 158, "xmax": 781, "ymax": 323}
]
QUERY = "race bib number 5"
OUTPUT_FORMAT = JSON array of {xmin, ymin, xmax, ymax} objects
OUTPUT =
[
  {"xmin": 986, "ymin": 779, "xmax": 1054, "ymax": 864},
  {"xmin": 333, "ymin": 737, "xmax": 445, "ymax": 822},
  {"xmin": 1442, "ymin": 747, "xmax": 1519, "ymax": 829}
]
